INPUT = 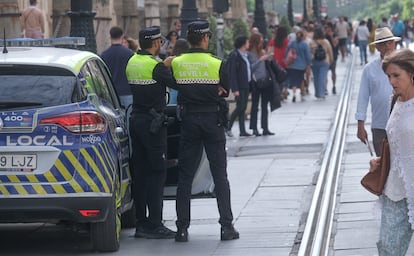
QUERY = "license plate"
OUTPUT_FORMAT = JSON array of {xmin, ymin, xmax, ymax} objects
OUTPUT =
[{"xmin": 0, "ymin": 154, "xmax": 37, "ymax": 170}]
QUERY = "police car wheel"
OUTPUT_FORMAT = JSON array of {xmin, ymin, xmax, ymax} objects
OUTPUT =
[{"xmin": 91, "ymin": 179, "xmax": 121, "ymax": 252}]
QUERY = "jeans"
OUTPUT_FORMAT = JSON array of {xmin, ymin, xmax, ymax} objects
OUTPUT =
[
  {"xmin": 358, "ymin": 40, "xmax": 368, "ymax": 64},
  {"xmin": 311, "ymin": 60, "xmax": 330, "ymax": 98}
]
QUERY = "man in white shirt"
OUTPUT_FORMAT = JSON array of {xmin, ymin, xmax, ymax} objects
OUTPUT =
[{"xmin": 355, "ymin": 27, "xmax": 400, "ymax": 156}]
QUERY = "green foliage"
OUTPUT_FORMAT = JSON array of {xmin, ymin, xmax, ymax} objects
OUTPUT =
[
  {"xmin": 208, "ymin": 16, "xmax": 217, "ymax": 54},
  {"xmin": 279, "ymin": 16, "xmax": 292, "ymax": 33},
  {"xmin": 353, "ymin": 0, "xmax": 413, "ymax": 24},
  {"xmin": 246, "ymin": 0, "xmax": 255, "ymax": 13},
  {"xmin": 222, "ymin": 25, "xmax": 233, "ymax": 58},
  {"xmin": 232, "ymin": 18, "xmax": 249, "ymax": 40},
  {"xmin": 207, "ymin": 16, "xmax": 238, "ymax": 59}
]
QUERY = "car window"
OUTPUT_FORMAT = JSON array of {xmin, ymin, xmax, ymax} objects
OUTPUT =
[
  {"xmin": 82, "ymin": 59, "xmax": 118, "ymax": 108},
  {"xmin": 94, "ymin": 59, "xmax": 121, "ymax": 109},
  {"xmin": 0, "ymin": 66, "xmax": 77, "ymax": 108}
]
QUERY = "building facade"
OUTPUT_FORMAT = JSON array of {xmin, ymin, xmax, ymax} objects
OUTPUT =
[{"xmin": 0, "ymin": 0, "xmax": 247, "ymax": 53}]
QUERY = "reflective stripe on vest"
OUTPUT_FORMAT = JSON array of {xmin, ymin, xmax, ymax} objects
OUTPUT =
[
  {"xmin": 126, "ymin": 54, "xmax": 158, "ymax": 85},
  {"xmin": 171, "ymin": 52, "xmax": 221, "ymax": 84}
]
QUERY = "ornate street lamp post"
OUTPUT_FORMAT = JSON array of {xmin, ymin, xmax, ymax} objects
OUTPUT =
[
  {"xmin": 68, "ymin": 0, "xmax": 97, "ymax": 53},
  {"xmin": 253, "ymin": 0, "xmax": 267, "ymax": 37},
  {"xmin": 180, "ymin": 0, "xmax": 198, "ymax": 38}
]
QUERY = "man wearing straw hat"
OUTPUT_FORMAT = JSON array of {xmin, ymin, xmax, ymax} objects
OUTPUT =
[{"xmin": 355, "ymin": 27, "xmax": 401, "ymax": 156}]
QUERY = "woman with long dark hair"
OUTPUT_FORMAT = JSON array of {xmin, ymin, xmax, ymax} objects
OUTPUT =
[
  {"xmin": 268, "ymin": 25, "xmax": 289, "ymax": 100},
  {"xmin": 248, "ymin": 33, "xmax": 275, "ymax": 136}
]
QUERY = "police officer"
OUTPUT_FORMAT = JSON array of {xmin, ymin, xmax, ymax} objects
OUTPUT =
[
  {"xmin": 171, "ymin": 20, "xmax": 239, "ymax": 242},
  {"xmin": 126, "ymin": 26, "xmax": 176, "ymax": 239}
]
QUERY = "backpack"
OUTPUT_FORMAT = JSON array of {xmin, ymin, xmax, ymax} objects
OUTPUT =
[{"xmin": 314, "ymin": 43, "xmax": 326, "ymax": 61}]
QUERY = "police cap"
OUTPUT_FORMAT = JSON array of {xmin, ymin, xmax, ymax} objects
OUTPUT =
[
  {"xmin": 139, "ymin": 26, "xmax": 162, "ymax": 41},
  {"xmin": 187, "ymin": 20, "xmax": 210, "ymax": 34}
]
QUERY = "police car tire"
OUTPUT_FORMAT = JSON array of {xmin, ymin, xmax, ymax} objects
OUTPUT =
[{"xmin": 91, "ymin": 185, "xmax": 121, "ymax": 251}]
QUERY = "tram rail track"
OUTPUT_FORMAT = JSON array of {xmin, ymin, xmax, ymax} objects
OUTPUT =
[{"xmin": 297, "ymin": 54, "xmax": 356, "ymax": 256}]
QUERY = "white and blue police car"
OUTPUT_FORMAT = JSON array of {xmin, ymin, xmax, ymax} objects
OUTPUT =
[{"xmin": 0, "ymin": 38, "xmax": 133, "ymax": 252}]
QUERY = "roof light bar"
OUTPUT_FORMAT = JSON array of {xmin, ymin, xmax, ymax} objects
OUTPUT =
[{"xmin": 0, "ymin": 37, "xmax": 85, "ymax": 47}]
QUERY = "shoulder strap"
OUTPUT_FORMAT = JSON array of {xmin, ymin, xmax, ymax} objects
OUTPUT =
[{"xmin": 390, "ymin": 94, "xmax": 398, "ymax": 113}]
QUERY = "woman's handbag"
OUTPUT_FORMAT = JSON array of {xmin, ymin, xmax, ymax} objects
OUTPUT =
[
  {"xmin": 360, "ymin": 138, "xmax": 390, "ymax": 196},
  {"xmin": 360, "ymin": 95, "xmax": 398, "ymax": 196}
]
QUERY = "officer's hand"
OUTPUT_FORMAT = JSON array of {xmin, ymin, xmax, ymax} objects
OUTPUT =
[
  {"xmin": 163, "ymin": 56, "xmax": 175, "ymax": 67},
  {"xmin": 233, "ymin": 91, "xmax": 240, "ymax": 97},
  {"xmin": 218, "ymin": 86, "xmax": 227, "ymax": 96}
]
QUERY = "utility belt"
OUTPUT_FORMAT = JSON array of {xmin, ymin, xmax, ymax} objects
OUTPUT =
[
  {"xmin": 131, "ymin": 108, "xmax": 169, "ymax": 134},
  {"xmin": 181, "ymin": 104, "xmax": 219, "ymax": 113}
]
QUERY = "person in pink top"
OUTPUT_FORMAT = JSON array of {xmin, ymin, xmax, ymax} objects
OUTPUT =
[
  {"xmin": 20, "ymin": 0, "xmax": 45, "ymax": 39},
  {"xmin": 266, "ymin": 25, "xmax": 289, "ymax": 100}
]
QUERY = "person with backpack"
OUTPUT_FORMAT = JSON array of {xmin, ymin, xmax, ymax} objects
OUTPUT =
[
  {"xmin": 310, "ymin": 27, "xmax": 333, "ymax": 100},
  {"xmin": 285, "ymin": 28, "xmax": 312, "ymax": 102}
]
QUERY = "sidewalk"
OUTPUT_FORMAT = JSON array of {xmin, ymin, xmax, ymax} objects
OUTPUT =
[{"xmin": 114, "ymin": 53, "xmax": 350, "ymax": 256}]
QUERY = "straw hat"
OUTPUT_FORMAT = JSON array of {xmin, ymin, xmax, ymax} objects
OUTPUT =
[{"xmin": 369, "ymin": 27, "xmax": 401, "ymax": 45}]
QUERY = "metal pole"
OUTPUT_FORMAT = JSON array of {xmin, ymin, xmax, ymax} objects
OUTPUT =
[
  {"xmin": 253, "ymin": 0, "xmax": 267, "ymax": 37},
  {"xmin": 180, "ymin": 0, "xmax": 198, "ymax": 38},
  {"xmin": 216, "ymin": 13, "xmax": 224, "ymax": 58},
  {"xmin": 68, "ymin": 0, "xmax": 97, "ymax": 53}
]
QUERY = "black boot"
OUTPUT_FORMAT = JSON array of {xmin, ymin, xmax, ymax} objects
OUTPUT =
[
  {"xmin": 263, "ymin": 130, "xmax": 275, "ymax": 136},
  {"xmin": 221, "ymin": 225, "xmax": 240, "ymax": 241},
  {"xmin": 175, "ymin": 228, "xmax": 188, "ymax": 242},
  {"xmin": 252, "ymin": 129, "xmax": 261, "ymax": 136}
]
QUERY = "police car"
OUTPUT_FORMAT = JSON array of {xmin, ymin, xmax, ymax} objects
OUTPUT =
[{"xmin": 0, "ymin": 38, "xmax": 133, "ymax": 252}]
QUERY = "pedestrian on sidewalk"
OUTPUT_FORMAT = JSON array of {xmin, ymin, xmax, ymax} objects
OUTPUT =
[
  {"xmin": 226, "ymin": 35, "xmax": 252, "ymax": 137},
  {"xmin": 310, "ymin": 27, "xmax": 333, "ymax": 100},
  {"xmin": 171, "ymin": 20, "xmax": 239, "ymax": 242},
  {"xmin": 355, "ymin": 20, "xmax": 370, "ymax": 65},
  {"xmin": 373, "ymin": 48, "xmax": 414, "ymax": 255},
  {"xmin": 20, "ymin": 0, "xmax": 45, "ymax": 39},
  {"xmin": 267, "ymin": 25, "xmax": 290, "ymax": 100},
  {"xmin": 101, "ymin": 26, "xmax": 134, "ymax": 108},
  {"xmin": 324, "ymin": 21, "xmax": 339, "ymax": 95},
  {"xmin": 248, "ymin": 33, "xmax": 275, "ymax": 136},
  {"xmin": 335, "ymin": 16, "xmax": 350, "ymax": 62},
  {"xmin": 285, "ymin": 29, "xmax": 312, "ymax": 102},
  {"xmin": 355, "ymin": 27, "xmax": 400, "ymax": 156}
]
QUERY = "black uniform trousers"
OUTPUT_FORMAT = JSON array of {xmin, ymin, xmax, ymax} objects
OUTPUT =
[
  {"xmin": 176, "ymin": 112, "xmax": 234, "ymax": 229},
  {"xmin": 249, "ymin": 83, "xmax": 273, "ymax": 131},
  {"xmin": 129, "ymin": 113, "xmax": 167, "ymax": 228}
]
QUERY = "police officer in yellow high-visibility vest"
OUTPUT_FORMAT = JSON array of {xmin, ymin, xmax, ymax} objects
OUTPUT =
[
  {"xmin": 171, "ymin": 20, "xmax": 239, "ymax": 242},
  {"xmin": 125, "ymin": 26, "xmax": 177, "ymax": 239}
]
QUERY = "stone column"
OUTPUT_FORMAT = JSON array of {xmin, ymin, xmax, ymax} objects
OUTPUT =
[
  {"xmin": 145, "ymin": 0, "xmax": 160, "ymax": 27},
  {"xmin": 0, "ymin": 1, "xmax": 21, "ymax": 38}
]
